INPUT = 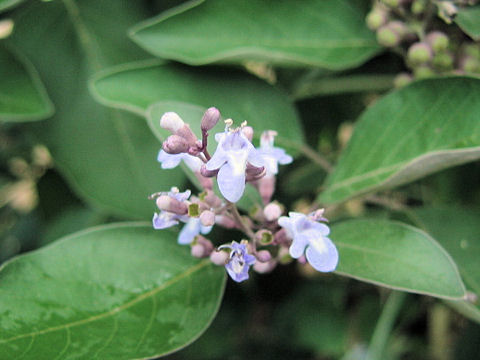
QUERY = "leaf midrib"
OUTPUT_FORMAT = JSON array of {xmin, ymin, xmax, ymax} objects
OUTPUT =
[{"xmin": 0, "ymin": 259, "xmax": 210, "ymax": 344}]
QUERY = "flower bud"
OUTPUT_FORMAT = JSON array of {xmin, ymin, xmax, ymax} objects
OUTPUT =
[
  {"xmin": 257, "ymin": 176, "xmax": 275, "ymax": 204},
  {"xmin": 200, "ymin": 210, "xmax": 216, "ymax": 227},
  {"xmin": 411, "ymin": 0, "xmax": 427, "ymax": 15},
  {"xmin": 393, "ymin": 73, "xmax": 413, "ymax": 88},
  {"xmin": 407, "ymin": 42, "xmax": 433, "ymax": 65},
  {"xmin": 242, "ymin": 126, "xmax": 254, "ymax": 142},
  {"xmin": 263, "ymin": 202, "xmax": 282, "ymax": 221},
  {"xmin": 460, "ymin": 56, "xmax": 480, "ymax": 74},
  {"xmin": 215, "ymin": 215, "xmax": 237, "ymax": 229},
  {"xmin": 253, "ymin": 260, "xmax": 277, "ymax": 274},
  {"xmin": 414, "ymin": 65, "xmax": 435, "ymax": 79},
  {"xmin": 256, "ymin": 250, "xmax": 272, "ymax": 263},
  {"xmin": 376, "ymin": 23, "xmax": 402, "ymax": 47},
  {"xmin": 156, "ymin": 195, "xmax": 188, "ymax": 214},
  {"xmin": 381, "ymin": 0, "xmax": 401, "ymax": 8},
  {"xmin": 0, "ymin": 19, "xmax": 13, "ymax": 39},
  {"xmin": 210, "ymin": 249, "xmax": 229, "ymax": 265},
  {"xmin": 162, "ymin": 135, "xmax": 189, "ymax": 154},
  {"xmin": 273, "ymin": 228, "xmax": 289, "ymax": 245},
  {"xmin": 366, "ymin": 8, "xmax": 388, "ymax": 30},
  {"xmin": 201, "ymin": 107, "xmax": 220, "ymax": 131},
  {"xmin": 426, "ymin": 31, "xmax": 449, "ymax": 53},
  {"xmin": 176, "ymin": 124, "xmax": 198, "ymax": 149},
  {"xmin": 191, "ymin": 236, "xmax": 214, "ymax": 258},
  {"xmin": 160, "ymin": 112, "xmax": 184, "ymax": 133},
  {"xmin": 432, "ymin": 52, "xmax": 454, "ymax": 71}
]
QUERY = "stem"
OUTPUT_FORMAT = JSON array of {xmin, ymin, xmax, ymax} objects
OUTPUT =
[
  {"xmin": 201, "ymin": 129, "xmax": 211, "ymax": 161},
  {"xmin": 228, "ymin": 201, "xmax": 257, "ymax": 246},
  {"xmin": 298, "ymin": 144, "xmax": 333, "ymax": 173},
  {"xmin": 365, "ymin": 195, "xmax": 406, "ymax": 211},
  {"xmin": 367, "ymin": 291, "xmax": 407, "ymax": 360}
]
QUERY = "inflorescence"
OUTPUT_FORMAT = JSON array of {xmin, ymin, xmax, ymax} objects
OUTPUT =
[{"xmin": 150, "ymin": 107, "xmax": 338, "ymax": 282}]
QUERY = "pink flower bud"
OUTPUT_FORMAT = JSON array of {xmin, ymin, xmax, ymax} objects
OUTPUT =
[
  {"xmin": 256, "ymin": 176, "xmax": 275, "ymax": 204},
  {"xmin": 176, "ymin": 124, "xmax": 198, "ymax": 149},
  {"xmin": 200, "ymin": 210, "xmax": 216, "ymax": 227},
  {"xmin": 256, "ymin": 250, "xmax": 272, "ymax": 263},
  {"xmin": 162, "ymin": 135, "xmax": 189, "ymax": 154},
  {"xmin": 191, "ymin": 244, "xmax": 206, "ymax": 258},
  {"xmin": 201, "ymin": 107, "xmax": 220, "ymax": 131},
  {"xmin": 210, "ymin": 250, "xmax": 229, "ymax": 265},
  {"xmin": 191, "ymin": 236, "xmax": 214, "ymax": 258},
  {"xmin": 156, "ymin": 195, "xmax": 188, "ymax": 215},
  {"xmin": 160, "ymin": 112, "xmax": 184, "ymax": 133},
  {"xmin": 263, "ymin": 202, "xmax": 282, "ymax": 221},
  {"xmin": 242, "ymin": 126, "xmax": 254, "ymax": 141},
  {"xmin": 215, "ymin": 215, "xmax": 237, "ymax": 229},
  {"xmin": 274, "ymin": 228, "xmax": 290, "ymax": 245},
  {"xmin": 253, "ymin": 260, "xmax": 277, "ymax": 274},
  {"xmin": 194, "ymin": 172, "xmax": 214, "ymax": 190}
]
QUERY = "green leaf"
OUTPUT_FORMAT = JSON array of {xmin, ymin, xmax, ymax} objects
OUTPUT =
[
  {"xmin": 0, "ymin": 223, "xmax": 226, "ymax": 359},
  {"xmin": 332, "ymin": 219, "xmax": 466, "ymax": 299},
  {"xmin": 320, "ymin": 77, "xmax": 480, "ymax": 204},
  {"xmin": 0, "ymin": 0, "xmax": 23, "ymax": 13},
  {"xmin": 455, "ymin": 5, "xmax": 480, "ymax": 41},
  {"xmin": 409, "ymin": 207, "xmax": 480, "ymax": 323},
  {"xmin": 0, "ymin": 44, "xmax": 53, "ymax": 121},
  {"xmin": 129, "ymin": 0, "xmax": 380, "ymax": 70},
  {"xmin": 90, "ymin": 60, "xmax": 305, "ymax": 152},
  {"xmin": 10, "ymin": 0, "xmax": 185, "ymax": 219}
]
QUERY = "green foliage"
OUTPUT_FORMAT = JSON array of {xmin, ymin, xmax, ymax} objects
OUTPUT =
[
  {"xmin": 0, "ymin": 224, "xmax": 226, "ymax": 359},
  {"xmin": 455, "ymin": 5, "xmax": 480, "ymax": 41},
  {"xmin": 129, "ymin": 0, "xmax": 381, "ymax": 69}
]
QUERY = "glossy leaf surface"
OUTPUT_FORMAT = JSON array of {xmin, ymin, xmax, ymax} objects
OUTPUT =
[
  {"xmin": 0, "ymin": 223, "xmax": 226, "ymax": 359},
  {"xmin": 0, "ymin": 44, "xmax": 53, "ymax": 121},
  {"xmin": 332, "ymin": 219, "xmax": 466, "ymax": 299},
  {"xmin": 455, "ymin": 5, "xmax": 480, "ymax": 40},
  {"xmin": 321, "ymin": 77, "xmax": 480, "ymax": 204},
  {"xmin": 10, "ymin": 0, "xmax": 184, "ymax": 219},
  {"xmin": 129, "ymin": 0, "xmax": 380, "ymax": 69}
]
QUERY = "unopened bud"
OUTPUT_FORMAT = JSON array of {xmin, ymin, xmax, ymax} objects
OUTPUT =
[
  {"xmin": 201, "ymin": 107, "xmax": 220, "ymax": 131},
  {"xmin": 426, "ymin": 31, "xmax": 449, "ymax": 53},
  {"xmin": 366, "ymin": 8, "xmax": 388, "ymax": 30},
  {"xmin": 263, "ymin": 202, "xmax": 282, "ymax": 221},
  {"xmin": 411, "ymin": 0, "xmax": 427, "ymax": 15},
  {"xmin": 191, "ymin": 236, "xmax": 214, "ymax": 258},
  {"xmin": 242, "ymin": 126, "xmax": 254, "ymax": 141},
  {"xmin": 407, "ymin": 42, "xmax": 432, "ymax": 65},
  {"xmin": 381, "ymin": 0, "xmax": 401, "ymax": 8},
  {"xmin": 274, "ymin": 228, "xmax": 290, "ymax": 246},
  {"xmin": 176, "ymin": 124, "xmax": 198, "ymax": 149},
  {"xmin": 162, "ymin": 135, "xmax": 189, "ymax": 154},
  {"xmin": 0, "ymin": 19, "xmax": 14, "ymax": 39},
  {"xmin": 156, "ymin": 195, "xmax": 188, "ymax": 214},
  {"xmin": 414, "ymin": 65, "xmax": 435, "ymax": 79},
  {"xmin": 461, "ymin": 56, "xmax": 480, "ymax": 74},
  {"xmin": 253, "ymin": 260, "xmax": 277, "ymax": 273},
  {"xmin": 393, "ymin": 73, "xmax": 413, "ymax": 88},
  {"xmin": 200, "ymin": 210, "xmax": 216, "ymax": 226},
  {"xmin": 215, "ymin": 215, "xmax": 237, "ymax": 229},
  {"xmin": 432, "ymin": 52, "xmax": 454, "ymax": 71},
  {"xmin": 257, "ymin": 176, "xmax": 275, "ymax": 204},
  {"xmin": 210, "ymin": 249, "xmax": 229, "ymax": 265},
  {"xmin": 256, "ymin": 250, "xmax": 272, "ymax": 263},
  {"xmin": 160, "ymin": 112, "xmax": 184, "ymax": 133},
  {"xmin": 377, "ymin": 24, "xmax": 401, "ymax": 47}
]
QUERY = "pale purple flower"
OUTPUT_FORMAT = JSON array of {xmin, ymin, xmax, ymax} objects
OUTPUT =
[
  {"xmin": 178, "ymin": 217, "xmax": 212, "ymax": 245},
  {"xmin": 258, "ymin": 130, "xmax": 293, "ymax": 176},
  {"xmin": 219, "ymin": 241, "xmax": 256, "ymax": 282},
  {"xmin": 277, "ymin": 212, "xmax": 338, "ymax": 272},
  {"xmin": 206, "ymin": 128, "xmax": 263, "ymax": 202},
  {"xmin": 157, "ymin": 150, "xmax": 203, "ymax": 172}
]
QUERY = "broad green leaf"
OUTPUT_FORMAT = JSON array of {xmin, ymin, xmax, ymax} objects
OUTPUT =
[
  {"xmin": 0, "ymin": 44, "xmax": 53, "ymax": 121},
  {"xmin": 10, "ymin": 0, "xmax": 185, "ymax": 219},
  {"xmin": 321, "ymin": 77, "xmax": 480, "ymax": 204},
  {"xmin": 455, "ymin": 5, "xmax": 480, "ymax": 41},
  {"xmin": 89, "ymin": 60, "xmax": 305, "ymax": 152},
  {"xmin": 409, "ymin": 207, "xmax": 480, "ymax": 323},
  {"xmin": 0, "ymin": 0, "xmax": 23, "ymax": 12},
  {"xmin": 129, "ymin": 0, "xmax": 380, "ymax": 70},
  {"xmin": 332, "ymin": 219, "xmax": 466, "ymax": 299},
  {"xmin": 0, "ymin": 223, "xmax": 226, "ymax": 359}
]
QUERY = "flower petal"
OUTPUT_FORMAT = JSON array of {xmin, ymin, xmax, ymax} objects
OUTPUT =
[
  {"xmin": 289, "ymin": 233, "xmax": 309, "ymax": 259},
  {"xmin": 153, "ymin": 212, "xmax": 178, "ymax": 229},
  {"xmin": 247, "ymin": 148, "xmax": 264, "ymax": 168},
  {"xmin": 157, "ymin": 150, "xmax": 182, "ymax": 169},
  {"xmin": 305, "ymin": 236, "xmax": 338, "ymax": 272},
  {"xmin": 217, "ymin": 162, "xmax": 246, "ymax": 202},
  {"xmin": 177, "ymin": 218, "xmax": 201, "ymax": 245},
  {"xmin": 205, "ymin": 146, "xmax": 227, "ymax": 170}
]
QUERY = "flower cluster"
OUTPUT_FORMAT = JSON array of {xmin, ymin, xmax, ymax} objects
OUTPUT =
[{"xmin": 150, "ymin": 108, "xmax": 339, "ymax": 282}]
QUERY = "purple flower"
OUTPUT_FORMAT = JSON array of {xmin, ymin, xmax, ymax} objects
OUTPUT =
[
  {"xmin": 178, "ymin": 217, "xmax": 212, "ymax": 245},
  {"xmin": 219, "ymin": 241, "xmax": 256, "ymax": 282},
  {"xmin": 157, "ymin": 150, "xmax": 203, "ymax": 172},
  {"xmin": 277, "ymin": 212, "xmax": 338, "ymax": 272},
  {"xmin": 206, "ymin": 128, "xmax": 263, "ymax": 202},
  {"xmin": 258, "ymin": 130, "xmax": 293, "ymax": 176}
]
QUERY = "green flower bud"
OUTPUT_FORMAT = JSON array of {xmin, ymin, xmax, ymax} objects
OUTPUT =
[
  {"xmin": 462, "ymin": 57, "xmax": 480, "ymax": 74},
  {"xmin": 408, "ymin": 42, "xmax": 433, "ymax": 65},
  {"xmin": 426, "ymin": 31, "xmax": 449, "ymax": 53},
  {"xmin": 366, "ymin": 9, "xmax": 388, "ymax": 30},
  {"xmin": 381, "ymin": 0, "xmax": 401, "ymax": 8},
  {"xmin": 377, "ymin": 23, "xmax": 403, "ymax": 47},
  {"xmin": 414, "ymin": 65, "xmax": 435, "ymax": 79},
  {"xmin": 393, "ymin": 73, "xmax": 413, "ymax": 88},
  {"xmin": 411, "ymin": 0, "xmax": 427, "ymax": 15},
  {"xmin": 432, "ymin": 52, "xmax": 454, "ymax": 71}
]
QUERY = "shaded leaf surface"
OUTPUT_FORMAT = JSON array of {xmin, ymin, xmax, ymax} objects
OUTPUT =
[
  {"xmin": 321, "ymin": 77, "xmax": 480, "ymax": 204},
  {"xmin": 0, "ymin": 0, "xmax": 23, "ymax": 12},
  {"xmin": 410, "ymin": 207, "xmax": 480, "ymax": 323},
  {"xmin": 455, "ymin": 5, "xmax": 480, "ymax": 40},
  {"xmin": 0, "ymin": 44, "xmax": 53, "ymax": 121},
  {"xmin": 90, "ymin": 60, "xmax": 305, "ymax": 152},
  {"xmin": 0, "ymin": 223, "xmax": 226, "ymax": 359},
  {"xmin": 332, "ymin": 219, "xmax": 466, "ymax": 299},
  {"xmin": 129, "ymin": 0, "xmax": 380, "ymax": 69},
  {"xmin": 10, "ymin": 0, "xmax": 184, "ymax": 219}
]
